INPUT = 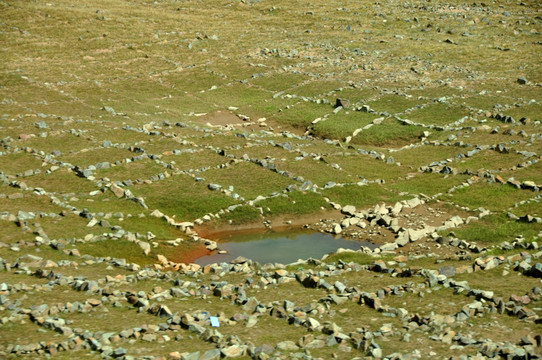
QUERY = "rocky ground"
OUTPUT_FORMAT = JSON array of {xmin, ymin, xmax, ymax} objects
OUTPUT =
[{"xmin": 1, "ymin": 0, "xmax": 541, "ymax": 358}]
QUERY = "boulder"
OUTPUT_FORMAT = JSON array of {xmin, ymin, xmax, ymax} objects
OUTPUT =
[
  {"xmin": 110, "ymin": 184, "xmax": 125, "ymax": 198},
  {"xmin": 139, "ymin": 241, "xmax": 151, "ymax": 255}
]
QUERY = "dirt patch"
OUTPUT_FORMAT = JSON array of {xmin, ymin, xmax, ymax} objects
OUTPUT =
[
  {"xmin": 168, "ymin": 243, "xmax": 210, "ymax": 264},
  {"xmin": 197, "ymin": 111, "xmax": 244, "ymax": 127},
  {"xmin": 194, "ymin": 209, "xmax": 344, "ymax": 242},
  {"xmin": 396, "ymin": 202, "xmax": 473, "ymax": 229},
  {"xmin": 191, "ymin": 110, "xmax": 308, "ymax": 136}
]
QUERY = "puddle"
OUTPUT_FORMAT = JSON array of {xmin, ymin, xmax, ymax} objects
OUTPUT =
[{"xmin": 194, "ymin": 230, "xmax": 376, "ymax": 266}]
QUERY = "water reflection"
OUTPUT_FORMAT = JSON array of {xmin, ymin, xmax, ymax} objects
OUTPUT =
[{"xmin": 194, "ymin": 230, "xmax": 375, "ymax": 266}]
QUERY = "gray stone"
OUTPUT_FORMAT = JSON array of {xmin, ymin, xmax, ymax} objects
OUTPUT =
[
  {"xmin": 438, "ymin": 266, "xmax": 456, "ymax": 277},
  {"xmin": 305, "ymin": 339, "xmax": 325, "ymax": 349},
  {"xmin": 341, "ymin": 205, "xmax": 356, "ymax": 216},
  {"xmin": 380, "ymin": 242, "xmax": 398, "ymax": 251},
  {"xmin": 395, "ymin": 231, "xmax": 409, "ymax": 246},
  {"xmin": 138, "ymin": 241, "xmax": 151, "ymax": 255},
  {"xmin": 276, "ymin": 341, "xmax": 299, "ymax": 351},
  {"xmin": 112, "ymin": 347, "xmax": 127, "ymax": 358},
  {"xmin": 208, "ymin": 183, "xmax": 221, "ymax": 191},
  {"xmin": 200, "ymin": 349, "xmax": 221, "ymax": 360},
  {"xmin": 305, "ymin": 317, "xmax": 321, "ymax": 331},
  {"xmin": 17, "ymin": 210, "xmax": 35, "ymax": 221},
  {"xmin": 254, "ymin": 344, "xmax": 274, "ymax": 354},
  {"xmin": 334, "ymin": 281, "xmax": 346, "ymax": 293},
  {"xmin": 242, "ymin": 297, "xmax": 259, "ymax": 313},
  {"xmin": 181, "ymin": 352, "xmax": 200, "ymax": 360}
]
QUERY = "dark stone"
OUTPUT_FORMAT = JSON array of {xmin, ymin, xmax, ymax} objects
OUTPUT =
[
  {"xmin": 335, "ymin": 98, "xmax": 351, "ymax": 109},
  {"xmin": 529, "ymin": 263, "xmax": 542, "ymax": 278}
]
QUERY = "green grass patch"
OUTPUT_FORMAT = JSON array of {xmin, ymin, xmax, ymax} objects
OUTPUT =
[
  {"xmin": 311, "ymin": 111, "xmax": 377, "ymax": 141},
  {"xmin": 0, "ymin": 221, "xmax": 35, "ymax": 244},
  {"xmin": 196, "ymin": 82, "xmax": 271, "ymax": 109},
  {"xmin": 454, "ymin": 150, "xmax": 527, "ymax": 173},
  {"xmin": 109, "ymin": 215, "xmax": 184, "ymax": 239},
  {"xmin": 327, "ymin": 153, "xmax": 410, "ymax": 181},
  {"xmin": 274, "ymin": 157, "xmax": 355, "ymax": 186},
  {"xmin": 0, "ymin": 321, "xmax": 70, "ymax": 347},
  {"xmin": 0, "ymin": 192, "xmax": 64, "ymax": 215},
  {"xmin": 129, "ymin": 174, "xmax": 240, "ymax": 221},
  {"xmin": 388, "ymin": 144, "xmax": 468, "ymax": 168},
  {"xmin": 213, "ymin": 205, "xmax": 262, "ymax": 225},
  {"xmin": 350, "ymin": 118, "xmax": 424, "ymax": 147},
  {"xmin": 446, "ymin": 182, "xmax": 537, "ymax": 211},
  {"xmin": 250, "ymin": 73, "xmax": 309, "ymax": 92},
  {"xmin": 95, "ymin": 158, "xmax": 170, "ymax": 183},
  {"xmin": 38, "ymin": 214, "xmax": 110, "ymax": 240},
  {"xmin": 288, "ymin": 80, "xmax": 344, "ymax": 97},
  {"xmin": 450, "ymin": 213, "xmax": 542, "ymax": 244},
  {"xmin": 390, "ymin": 173, "xmax": 471, "ymax": 197},
  {"xmin": 75, "ymin": 239, "xmax": 157, "ymax": 265},
  {"xmin": 23, "ymin": 168, "xmax": 98, "ymax": 194},
  {"xmin": 366, "ymin": 94, "xmax": 425, "ymax": 115},
  {"xmin": 274, "ymin": 101, "xmax": 332, "ymax": 129},
  {"xmin": 390, "ymin": 173, "xmax": 469, "ymax": 196},
  {"xmin": 323, "ymin": 251, "xmax": 381, "ymax": 265},
  {"xmin": 202, "ymin": 161, "xmax": 294, "ymax": 199},
  {"xmin": 406, "ymin": 103, "xmax": 471, "ymax": 126},
  {"xmin": 58, "ymin": 147, "xmax": 134, "ymax": 168},
  {"xmin": 0, "ymin": 152, "xmax": 44, "ymax": 175},
  {"xmin": 259, "ymin": 191, "xmax": 330, "ymax": 216},
  {"xmin": 12, "ymin": 132, "xmax": 95, "ymax": 155},
  {"xmin": 322, "ymin": 183, "xmax": 405, "ymax": 210}
]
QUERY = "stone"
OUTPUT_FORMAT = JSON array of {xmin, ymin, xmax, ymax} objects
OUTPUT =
[
  {"xmin": 17, "ymin": 210, "xmax": 35, "ymax": 221},
  {"xmin": 245, "ymin": 315, "xmax": 258, "ymax": 328},
  {"xmin": 276, "ymin": 341, "xmax": 298, "ymax": 351},
  {"xmin": 181, "ymin": 352, "xmax": 200, "ymax": 360},
  {"xmin": 404, "ymin": 197, "xmax": 422, "ymax": 208},
  {"xmin": 112, "ymin": 347, "xmax": 127, "ymax": 357},
  {"xmin": 305, "ymin": 317, "xmax": 321, "ymax": 331},
  {"xmin": 87, "ymin": 298, "xmax": 102, "ymax": 307},
  {"xmin": 395, "ymin": 231, "xmax": 409, "ymax": 246},
  {"xmin": 110, "ymin": 184, "xmax": 125, "ymax": 198},
  {"xmin": 529, "ymin": 263, "xmax": 542, "ymax": 278},
  {"xmin": 379, "ymin": 242, "xmax": 397, "ymax": 252},
  {"xmin": 200, "ymin": 349, "xmax": 221, "ymax": 360},
  {"xmin": 305, "ymin": 339, "xmax": 325, "ymax": 349},
  {"xmin": 221, "ymin": 345, "xmax": 244, "ymax": 358},
  {"xmin": 242, "ymin": 297, "xmax": 259, "ymax": 313},
  {"xmin": 341, "ymin": 205, "xmax": 356, "ymax": 216},
  {"xmin": 407, "ymin": 228, "xmax": 427, "ymax": 242},
  {"xmin": 138, "ymin": 241, "xmax": 151, "ymax": 255},
  {"xmin": 254, "ymin": 344, "xmax": 274, "ymax": 355},
  {"xmin": 438, "ymin": 266, "xmax": 456, "ymax": 277},
  {"xmin": 335, "ymin": 98, "xmax": 350, "ymax": 109},
  {"xmin": 442, "ymin": 330, "xmax": 456, "ymax": 344}
]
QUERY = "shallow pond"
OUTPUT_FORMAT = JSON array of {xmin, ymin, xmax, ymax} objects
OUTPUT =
[{"xmin": 194, "ymin": 230, "xmax": 375, "ymax": 266}]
